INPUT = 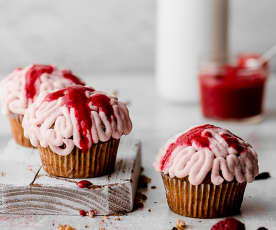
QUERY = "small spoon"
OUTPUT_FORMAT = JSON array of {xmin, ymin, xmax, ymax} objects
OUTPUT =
[{"xmin": 246, "ymin": 44, "xmax": 276, "ymax": 69}]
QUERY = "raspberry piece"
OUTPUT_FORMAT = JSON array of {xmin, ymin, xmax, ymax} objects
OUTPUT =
[{"xmin": 211, "ymin": 218, "xmax": 245, "ymax": 230}]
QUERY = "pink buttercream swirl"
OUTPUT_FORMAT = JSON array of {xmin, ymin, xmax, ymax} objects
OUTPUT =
[
  {"xmin": 154, "ymin": 124, "xmax": 259, "ymax": 185},
  {"xmin": 0, "ymin": 64, "xmax": 84, "ymax": 115},
  {"xmin": 22, "ymin": 86, "xmax": 132, "ymax": 156}
]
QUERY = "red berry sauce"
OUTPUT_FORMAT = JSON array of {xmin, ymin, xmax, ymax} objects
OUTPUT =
[
  {"xmin": 160, "ymin": 124, "xmax": 246, "ymax": 171},
  {"xmin": 62, "ymin": 70, "xmax": 85, "ymax": 86},
  {"xmin": 45, "ymin": 86, "xmax": 115, "ymax": 151},
  {"xmin": 25, "ymin": 65, "xmax": 54, "ymax": 101},
  {"xmin": 199, "ymin": 54, "xmax": 268, "ymax": 120},
  {"xmin": 24, "ymin": 64, "xmax": 84, "ymax": 102},
  {"xmin": 211, "ymin": 218, "xmax": 245, "ymax": 230},
  {"xmin": 77, "ymin": 180, "xmax": 92, "ymax": 188}
]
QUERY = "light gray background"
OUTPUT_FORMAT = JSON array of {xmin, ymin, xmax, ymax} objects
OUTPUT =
[{"xmin": 0, "ymin": 0, "xmax": 275, "ymax": 75}]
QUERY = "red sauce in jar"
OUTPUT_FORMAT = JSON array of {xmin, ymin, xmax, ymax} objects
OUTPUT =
[{"xmin": 199, "ymin": 55, "xmax": 268, "ymax": 120}]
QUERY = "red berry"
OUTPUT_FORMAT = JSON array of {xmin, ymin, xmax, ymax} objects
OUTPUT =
[
  {"xmin": 211, "ymin": 218, "xmax": 245, "ymax": 230},
  {"xmin": 79, "ymin": 209, "xmax": 87, "ymax": 216},
  {"xmin": 77, "ymin": 180, "xmax": 92, "ymax": 188}
]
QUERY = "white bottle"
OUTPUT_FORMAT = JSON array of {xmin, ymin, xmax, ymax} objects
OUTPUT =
[{"xmin": 156, "ymin": 0, "xmax": 229, "ymax": 103}]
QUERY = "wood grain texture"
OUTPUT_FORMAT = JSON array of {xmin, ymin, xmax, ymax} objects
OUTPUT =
[{"xmin": 0, "ymin": 138, "xmax": 141, "ymax": 215}]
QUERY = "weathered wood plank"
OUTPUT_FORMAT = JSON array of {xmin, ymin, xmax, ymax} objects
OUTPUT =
[{"xmin": 0, "ymin": 138, "xmax": 141, "ymax": 215}]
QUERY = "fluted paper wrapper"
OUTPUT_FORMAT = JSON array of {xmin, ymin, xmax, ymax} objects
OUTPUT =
[
  {"xmin": 39, "ymin": 138, "xmax": 120, "ymax": 178},
  {"xmin": 162, "ymin": 174, "xmax": 247, "ymax": 218},
  {"xmin": 8, "ymin": 114, "xmax": 33, "ymax": 148}
]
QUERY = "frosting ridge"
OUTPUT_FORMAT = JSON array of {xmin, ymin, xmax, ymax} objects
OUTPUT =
[
  {"xmin": 0, "ymin": 64, "xmax": 84, "ymax": 115},
  {"xmin": 23, "ymin": 86, "xmax": 132, "ymax": 155},
  {"xmin": 154, "ymin": 124, "xmax": 258, "ymax": 185}
]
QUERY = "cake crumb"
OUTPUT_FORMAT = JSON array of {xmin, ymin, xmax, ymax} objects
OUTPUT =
[
  {"xmin": 171, "ymin": 227, "xmax": 178, "ymax": 230},
  {"xmin": 176, "ymin": 219, "xmax": 186, "ymax": 229},
  {"xmin": 84, "ymin": 224, "xmax": 88, "ymax": 228},
  {"xmin": 99, "ymin": 228, "xmax": 106, "ymax": 230},
  {"xmin": 88, "ymin": 210, "xmax": 96, "ymax": 218},
  {"xmin": 138, "ymin": 175, "xmax": 152, "ymax": 189},
  {"xmin": 58, "ymin": 224, "xmax": 76, "ymax": 230},
  {"xmin": 114, "ymin": 217, "xmax": 121, "ymax": 221},
  {"xmin": 112, "ymin": 89, "xmax": 118, "ymax": 97},
  {"xmin": 151, "ymin": 185, "xmax": 157, "ymax": 189},
  {"xmin": 0, "ymin": 172, "xmax": 6, "ymax": 177},
  {"xmin": 148, "ymin": 209, "xmax": 151, "ymax": 212}
]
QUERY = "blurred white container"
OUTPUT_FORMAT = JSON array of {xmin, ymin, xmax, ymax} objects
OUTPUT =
[{"xmin": 156, "ymin": 0, "xmax": 229, "ymax": 103}]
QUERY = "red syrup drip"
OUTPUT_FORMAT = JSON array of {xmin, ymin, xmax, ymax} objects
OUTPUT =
[
  {"xmin": 77, "ymin": 180, "xmax": 92, "ymax": 188},
  {"xmin": 62, "ymin": 70, "xmax": 85, "ymax": 86},
  {"xmin": 79, "ymin": 209, "xmax": 87, "ymax": 216},
  {"xmin": 45, "ymin": 86, "xmax": 114, "ymax": 151},
  {"xmin": 25, "ymin": 65, "xmax": 54, "ymax": 101},
  {"xmin": 160, "ymin": 124, "xmax": 246, "ymax": 171},
  {"xmin": 221, "ymin": 133, "xmax": 245, "ymax": 153}
]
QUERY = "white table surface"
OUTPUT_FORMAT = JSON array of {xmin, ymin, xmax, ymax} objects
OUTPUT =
[{"xmin": 0, "ymin": 74, "xmax": 275, "ymax": 230}]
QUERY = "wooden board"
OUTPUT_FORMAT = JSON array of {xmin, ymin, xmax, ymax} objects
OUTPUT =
[{"xmin": 0, "ymin": 138, "xmax": 141, "ymax": 215}]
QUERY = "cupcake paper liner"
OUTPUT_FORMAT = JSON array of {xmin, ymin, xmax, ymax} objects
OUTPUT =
[
  {"xmin": 39, "ymin": 138, "xmax": 120, "ymax": 178},
  {"xmin": 162, "ymin": 173, "xmax": 247, "ymax": 218},
  {"xmin": 8, "ymin": 114, "xmax": 33, "ymax": 148}
]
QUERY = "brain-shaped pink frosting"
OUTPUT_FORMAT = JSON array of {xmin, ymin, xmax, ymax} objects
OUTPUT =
[
  {"xmin": 154, "ymin": 124, "xmax": 259, "ymax": 185},
  {"xmin": 23, "ymin": 86, "xmax": 132, "ymax": 155},
  {"xmin": 0, "ymin": 64, "xmax": 84, "ymax": 115}
]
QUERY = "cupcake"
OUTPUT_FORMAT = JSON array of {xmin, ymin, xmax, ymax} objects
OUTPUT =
[
  {"xmin": 0, "ymin": 64, "xmax": 84, "ymax": 147},
  {"xmin": 154, "ymin": 124, "xmax": 258, "ymax": 218},
  {"xmin": 23, "ymin": 85, "xmax": 132, "ymax": 178}
]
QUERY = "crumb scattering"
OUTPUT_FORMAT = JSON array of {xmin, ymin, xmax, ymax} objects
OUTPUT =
[
  {"xmin": 114, "ymin": 217, "xmax": 121, "ymax": 221},
  {"xmin": 58, "ymin": 224, "xmax": 76, "ymax": 230},
  {"xmin": 176, "ymin": 219, "xmax": 186, "ymax": 230}
]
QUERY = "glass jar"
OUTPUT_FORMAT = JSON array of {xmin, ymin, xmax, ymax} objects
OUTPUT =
[{"xmin": 199, "ymin": 54, "xmax": 269, "ymax": 122}]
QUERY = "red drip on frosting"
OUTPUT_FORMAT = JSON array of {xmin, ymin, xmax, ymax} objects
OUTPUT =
[
  {"xmin": 90, "ymin": 94, "xmax": 113, "ymax": 121},
  {"xmin": 45, "ymin": 86, "xmax": 115, "ymax": 151},
  {"xmin": 160, "ymin": 124, "xmax": 246, "ymax": 171},
  {"xmin": 25, "ymin": 65, "xmax": 54, "ymax": 101},
  {"xmin": 221, "ymin": 133, "xmax": 245, "ymax": 153},
  {"xmin": 62, "ymin": 70, "xmax": 85, "ymax": 86}
]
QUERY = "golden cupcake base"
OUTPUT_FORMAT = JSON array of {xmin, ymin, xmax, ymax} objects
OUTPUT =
[
  {"xmin": 162, "ymin": 173, "xmax": 247, "ymax": 218},
  {"xmin": 9, "ymin": 114, "xmax": 33, "ymax": 148},
  {"xmin": 39, "ymin": 138, "xmax": 120, "ymax": 178}
]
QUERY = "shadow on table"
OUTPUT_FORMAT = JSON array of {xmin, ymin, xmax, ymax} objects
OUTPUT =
[
  {"xmin": 264, "ymin": 109, "xmax": 276, "ymax": 121},
  {"xmin": 242, "ymin": 197, "xmax": 272, "ymax": 218},
  {"xmin": 0, "ymin": 135, "xmax": 10, "ymax": 149}
]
